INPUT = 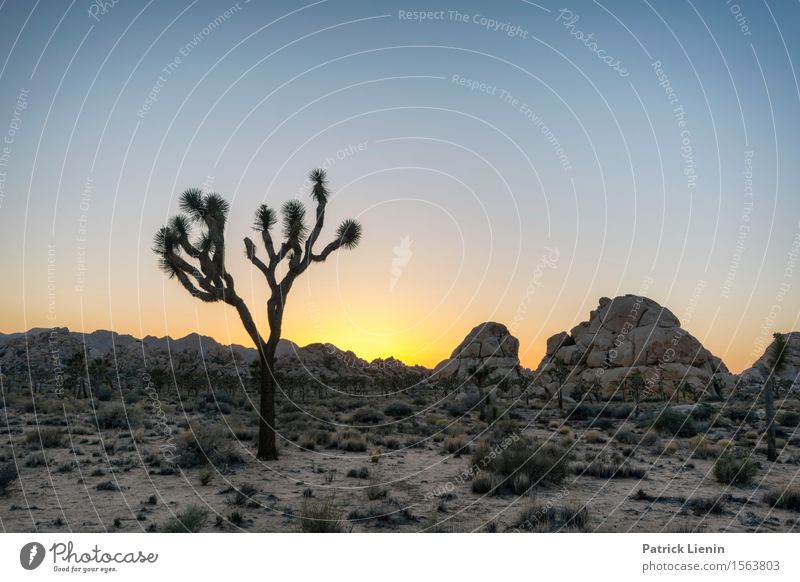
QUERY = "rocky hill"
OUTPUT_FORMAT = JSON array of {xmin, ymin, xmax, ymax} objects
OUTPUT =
[
  {"xmin": 0, "ymin": 327, "xmax": 427, "ymax": 394},
  {"xmin": 433, "ymin": 322, "xmax": 530, "ymax": 385},
  {"xmin": 533, "ymin": 295, "xmax": 732, "ymax": 403},
  {"xmin": 738, "ymin": 331, "xmax": 800, "ymax": 395}
]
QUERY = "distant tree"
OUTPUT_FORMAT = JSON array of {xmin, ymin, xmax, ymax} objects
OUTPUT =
[
  {"xmin": 153, "ymin": 170, "xmax": 361, "ymax": 460},
  {"xmin": 763, "ymin": 333, "xmax": 788, "ymax": 462},
  {"xmin": 550, "ymin": 360, "xmax": 567, "ymax": 409}
]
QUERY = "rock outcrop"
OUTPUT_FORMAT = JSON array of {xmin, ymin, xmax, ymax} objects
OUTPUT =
[
  {"xmin": 533, "ymin": 295, "xmax": 731, "ymax": 402},
  {"xmin": 738, "ymin": 332, "xmax": 800, "ymax": 394},
  {"xmin": 433, "ymin": 322, "xmax": 528, "ymax": 384}
]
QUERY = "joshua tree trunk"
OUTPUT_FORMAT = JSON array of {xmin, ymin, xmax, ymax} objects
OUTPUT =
[
  {"xmin": 257, "ymin": 349, "xmax": 278, "ymax": 460},
  {"xmin": 765, "ymin": 376, "xmax": 777, "ymax": 462}
]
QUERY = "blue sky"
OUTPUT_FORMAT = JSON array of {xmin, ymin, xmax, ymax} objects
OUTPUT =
[{"xmin": 0, "ymin": 0, "xmax": 798, "ymax": 370}]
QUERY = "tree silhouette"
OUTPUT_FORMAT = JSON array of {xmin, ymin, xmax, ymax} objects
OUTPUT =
[
  {"xmin": 763, "ymin": 332, "xmax": 787, "ymax": 462},
  {"xmin": 153, "ymin": 169, "xmax": 361, "ymax": 459}
]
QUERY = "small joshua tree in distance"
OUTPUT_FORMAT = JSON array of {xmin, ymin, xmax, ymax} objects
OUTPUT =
[
  {"xmin": 153, "ymin": 169, "xmax": 361, "ymax": 460},
  {"xmin": 762, "ymin": 332, "xmax": 787, "ymax": 462}
]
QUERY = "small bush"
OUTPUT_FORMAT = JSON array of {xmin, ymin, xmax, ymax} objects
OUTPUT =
[
  {"xmin": 642, "ymin": 408, "xmax": 701, "ymax": 437},
  {"xmin": 471, "ymin": 472, "xmax": 501, "ymax": 495},
  {"xmin": 96, "ymin": 403, "xmax": 140, "ymax": 430},
  {"xmin": 198, "ymin": 468, "xmax": 214, "ymax": 486},
  {"xmin": 714, "ymin": 454, "xmax": 757, "ymax": 485},
  {"xmin": 384, "ymin": 401, "xmax": 414, "ymax": 418},
  {"xmin": 95, "ymin": 481, "xmax": 121, "ymax": 491},
  {"xmin": 763, "ymin": 486, "xmax": 800, "ymax": 512},
  {"xmin": 614, "ymin": 428, "xmax": 639, "ymax": 445},
  {"xmin": 687, "ymin": 436, "xmax": 720, "ymax": 459},
  {"xmin": 443, "ymin": 434, "xmax": 469, "ymax": 455},
  {"xmin": 347, "ymin": 467, "xmax": 370, "ymax": 479},
  {"xmin": 350, "ymin": 407, "xmax": 385, "ymax": 424},
  {"xmin": 177, "ymin": 424, "xmax": 243, "ymax": 469},
  {"xmin": 334, "ymin": 429, "xmax": 367, "ymax": 452},
  {"xmin": 686, "ymin": 495, "xmax": 726, "ymax": 516},
  {"xmin": 25, "ymin": 428, "xmax": 64, "ymax": 448},
  {"xmin": 777, "ymin": 411, "xmax": 800, "ymax": 427},
  {"xmin": 576, "ymin": 461, "xmax": 647, "ymax": 479},
  {"xmin": 0, "ymin": 463, "xmax": 19, "ymax": 495},
  {"xmin": 583, "ymin": 430, "xmax": 605, "ymax": 443},
  {"xmin": 472, "ymin": 437, "xmax": 570, "ymax": 485},
  {"xmin": 513, "ymin": 502, "xmax": 589, "ymax": 532},
  {"xmin": 95, "ymin": 386, "xmax": 114, "ymax": 402},
  {"xmin": 300, "ymin": 499, "xmax": 344, "ymax": 533},
  {"xmin": 160, "ymin": 505, "xmax": 208, "ymax": 532}
]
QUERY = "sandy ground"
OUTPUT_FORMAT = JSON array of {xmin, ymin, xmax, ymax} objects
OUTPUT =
[{"xmin": 2, "ymin": 397, "xmax": 799, "ymax": 533}]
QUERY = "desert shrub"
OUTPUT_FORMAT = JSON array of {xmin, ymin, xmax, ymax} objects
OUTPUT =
[
  {"xmin": 689, "ymin": 403, "xmax": 717, "ymax": 421},
  {"xmin": 384, "ymin": 400, "xmax": 414, "ymax": 418},
  {"xmin": 96, "ymin": 403, "xmax": 141, "ymax": 430},
  {"xmin": 347, "ymin": 497, "xmax": 415, "ymax": 525},
  {"xmin": 763, "ymin": 486, "xmax": 800, "ymax": 512},
  {"xmin": 24, "ymin": 452, "xmax": 46, "ymax": 467},
  {"xmin": 614, "ymin": 428, "xmax": 640, "ymax": 445},
  {"xmin": 570, "ymin": 403, "xmax": 632, "ymax": 421},
  {"xmin": 177, "ymin": 424, "xmax": 243, "ymax": 469},
  {"xmin": 198, "ymin": 468, "xmax": 214, "ymax": 486},
  {"xmin": 347, "ymin": 467, "xmax": 370, "ymax": 479},
  {"xmin": 334, "ymin": 429, "xmax": 367, "ymax": 452},
  {"xmin": 686, "ymin": 495, "xmax": 726, "ymax": 516},
  {"xmin": 641, "ymin": 408, "xmax": 701, "ymax": 437},
  {"xmin": 687, "ymin": 435, "xmax": 720, "ymax": 459},
  {"xmin": 510, "ymin": 472, "xmax": 532, "ymax": 495},
  {"xmin": 443, "ymin": 434, "xmax": 469, "ymax": 455},
  {"xmin": 714, "ymin": 453, "xmax": 758, "ymax": 485},
  {"xmin": 300, "ymin": 498, "xmax": 344, "ymax": 533},
  {"xmin": 472, "ymin": 437, "xmax": 569, "ymax": 485},
  {"xmin": 576, "ymin": 460, "xmax": 647, "ymax": 479},
  {"xmin": 0, "ymin": 463, "xmax": 18, "ymax": 495},
  {"xmin": 583, "ymin": 430, "xmax": 605, "ymax": 443},
  {"xmin": 95, "ymin": 481, "xmax": 120, "ymax": 492},
  {"xmin": 512, "ymin": 502, "xmax": 589, "ymax": 532},
  {"xmin": 299, "ymin": 429, "xmax": 331, "ymax": 450},
  {"xmin": 366, "ymin": 482, "xmax": 388, "ymax": 500},
  {"xmin": 227, "ymin": 483, "xmax": 258, "ymax": 506},
  {"xmin": 25, "ymin": 428, "xmax": 64, "ymax": 448},
  {"xmin": 662, "ymin": 441, "xmax": 679, "ymax": 455},
  {"xmin": 350, "ymin": 407, "xmax": 385, "ymax": 424},
  {"xmin": 723, "ymin": 407, "xmax": 758, "ymax": 424},
  {"xmin": 95, "ymin": 385, "xmax": 114, "ymax": 402},
  {"xmin": 777, "ymin": 411, "xmax": 800, "ymax": 427},
  {"xmin": 471, "ymin": 471, "xmax": 501, "ymax": 495},
  {"xmin": 160, "ymin": 505, "xmax": 208, "ymax": 532}
]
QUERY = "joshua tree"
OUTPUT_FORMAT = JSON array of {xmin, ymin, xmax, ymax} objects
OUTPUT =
[
  {"xmin": 762, "ymin": 332, "xmax": 787, "ymax": 462},
  {"xmin": 153, "ymin": 170, "xmax": 361, "ymax": 460}
]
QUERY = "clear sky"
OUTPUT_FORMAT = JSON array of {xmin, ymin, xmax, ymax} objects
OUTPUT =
[{"xmin": 0, "ymin": 0, "xmax": 798, "ymax": 372}]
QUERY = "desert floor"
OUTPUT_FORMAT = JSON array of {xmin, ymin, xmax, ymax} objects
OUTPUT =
[{"xmin": 1, "ymin": 388, "xmax": 799, "ymax": 533}]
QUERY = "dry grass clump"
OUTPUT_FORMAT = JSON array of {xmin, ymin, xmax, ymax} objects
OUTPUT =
[
  {"xmin": 763, "ymin": 486, "xmax": 800, "ymax": 512},
  {"xmin": 176, "ymin": 424, "xmax": 243, "ymax": 469},
  {"xmin": 349, "ymin": 406, "xmax": 385, "ymax": 425},
  {"xmin": 300, "ymin": 498, "xmax": 345, "ymax": 532},
  {"xmin": 471, "ymin": 435, "xmax": 570, "ymax": 486},
  {"xmin": 471, "ymin": 471, "xmax": 501, "ymax": 495},
  {"xmin": 512, "ymin": 502, "xmax": 589, "ymax": 532},
  {"xmin": 583, "ymin": 429, "xmax": 605, "ymax": 443},
  {"xmin": 713, "ymin": 453, "xmax": 758, "ymax": 485},
  {"xmin": 25, "ymin": 428, "xmax": 64, "ymax": 448},
  {"xmin": 299, "ymin": 429, "xmax": 332, "ymax": 450},
  {"xmin": 333, "ymin": 429, "xmax": 367, "ymax": 452},
  {"xmin": 160, "ymin": 505, "xmax": 208, "ymax": 532},
  {"xmin": 443, "ymin": 433, "xmax": 469, "ymax": 455},
  {"xmin": 0, "ymin": 463, "xmax": 18, "ymax": 495},
  {"xmin": 687, "ymin": 435, "xmax": 720, "ymax": 459}
]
